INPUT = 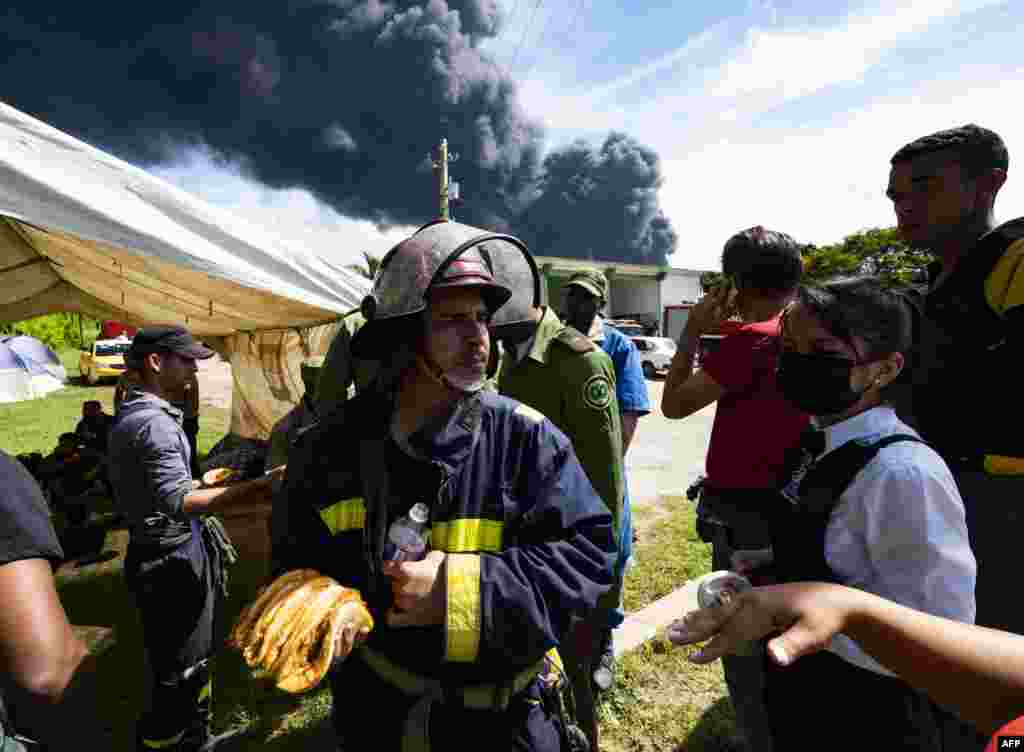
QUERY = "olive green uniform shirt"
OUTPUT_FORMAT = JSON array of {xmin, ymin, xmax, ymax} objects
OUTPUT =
[
  {"xmin": 317, "ymin": 310, "xmax": 378, "ymax": 414},
  {"xmin": 498, "ymin": 308, "xmax": 624, "ymax": 607}
]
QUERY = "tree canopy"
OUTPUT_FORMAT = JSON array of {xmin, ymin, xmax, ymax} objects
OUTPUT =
[{"xmin": 802, "ymin": 227, "xmax": 932, "ymax": 286}]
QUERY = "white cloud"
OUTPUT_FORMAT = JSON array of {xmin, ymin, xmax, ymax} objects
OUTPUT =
[
  {"xmin": 709, "ymin": 1, "xmax": 995, "ymax": 106},
  {"xmin": 149, "ymin": 147, "xmax": 414, "ymax": 267},
  {"xmin": 661, "ymin": 66, "xmax": 1024, "ymax": 270},
  {"xmin": 511, "ymin": 0, "xmax": 1017, "ymax": 269}
]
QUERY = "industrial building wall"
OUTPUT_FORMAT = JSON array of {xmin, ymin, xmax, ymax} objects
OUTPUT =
[
  {"xmin": 609, "ymin": 276, "xmax": 660, "ymax": 319},
  {"xmin": 662, "ymin": 269, "xmax": 702, "ymax": 306}
]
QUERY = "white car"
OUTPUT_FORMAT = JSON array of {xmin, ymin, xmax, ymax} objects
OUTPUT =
[{"xmin": 630, "ymin": 336, "xmax": 677, "ymax": 379}]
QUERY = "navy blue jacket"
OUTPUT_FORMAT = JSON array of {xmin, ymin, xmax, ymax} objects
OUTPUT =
[{"xmin": 274, "ymin": 388, "xmax": 616, "ymax": 683}]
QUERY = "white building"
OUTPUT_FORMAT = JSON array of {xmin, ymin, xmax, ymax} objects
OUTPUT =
[{"xmin": 534, "ymin": 255, "xmax": 707, "ymax": 335}]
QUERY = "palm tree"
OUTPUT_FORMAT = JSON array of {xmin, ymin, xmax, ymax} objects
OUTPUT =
[{"xmin": 347, "ymin": 251, "xmax": 381, "ymax": 281}]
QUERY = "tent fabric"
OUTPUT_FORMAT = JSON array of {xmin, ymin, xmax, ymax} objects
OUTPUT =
[
  {"xmin": 0, "ymin": 334, "xmax": 66, "ymax": 403},
  {"xmin": 0, "ymin": 100, "xmax": 372, "ymax": 436},
  {"xmin": 220, "ymin": 322, "xmax": 342, "ymax": 439}
]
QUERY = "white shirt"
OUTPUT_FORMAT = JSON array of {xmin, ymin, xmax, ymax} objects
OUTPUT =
[{"xmin": 818, "ymin": 406, "xmax": 976, "ymax": 677}]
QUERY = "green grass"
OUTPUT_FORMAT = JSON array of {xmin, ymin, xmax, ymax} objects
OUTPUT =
[
  {"xmin": 0, "ymin": 348, "xmax": 230, "ymax": 458},
  {"xmin": 599, "ymin": 500, "xmax": 734, "ymax": 752},
  {"xmin": 7, "ymin": 366, "xmax": 731, "ymax": 750}
]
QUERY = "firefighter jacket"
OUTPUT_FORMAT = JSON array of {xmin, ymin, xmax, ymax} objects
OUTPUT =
[{"xmin": 273, "ymin": 386, "xmax": 617, "ymax": 685}]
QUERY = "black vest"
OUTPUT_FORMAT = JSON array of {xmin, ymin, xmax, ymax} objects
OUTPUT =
[
  {"xmin": 772, "ymin": 434, "xmax": 924, "ymax": 585},
  {"xmin": 903, "ymin": 218, "xmax": 1024, "ymax": 465}
]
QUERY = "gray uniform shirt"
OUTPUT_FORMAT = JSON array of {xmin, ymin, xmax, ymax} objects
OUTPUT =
[{"xmin": 107, "ymin": 388, "xmax": 194, "ymax": 547}]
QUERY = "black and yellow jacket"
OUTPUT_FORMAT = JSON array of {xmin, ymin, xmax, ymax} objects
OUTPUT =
[
  {"xmin": 903, "ymin": 217, "xmax": 1024, "ymax": 466},
  {"xmin": 273, "ymin": 387, "xmax": 616, "ymax": 685}
]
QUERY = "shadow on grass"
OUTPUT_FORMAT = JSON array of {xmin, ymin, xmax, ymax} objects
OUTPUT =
[
  {"xmin": 57, "ymin": 538, "xmax": 334, "ymax": 751},
  {"xmin": 673, "ymin": 697, "xmax": 739, "ymax": 752}
]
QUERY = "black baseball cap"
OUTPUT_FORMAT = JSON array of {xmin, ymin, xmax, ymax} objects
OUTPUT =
[{"xmin": 125, "ymin": 325, "xmax": 215, "ymax": 367}]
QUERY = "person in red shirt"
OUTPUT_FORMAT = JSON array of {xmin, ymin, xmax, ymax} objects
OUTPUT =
[{"xmin": 662, "ymin": 226, "xmax": 808, "ymax": 752}]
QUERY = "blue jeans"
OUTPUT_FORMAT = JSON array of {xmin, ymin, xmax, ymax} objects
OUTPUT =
[{"xmin": 608, "ymin": 486, "xmax": 632, "ymax": 629}]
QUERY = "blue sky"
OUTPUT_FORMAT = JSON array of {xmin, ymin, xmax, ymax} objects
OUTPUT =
[{"xmin": 157, "ymin": 0, "xmax": 1024, "ymax": 270}]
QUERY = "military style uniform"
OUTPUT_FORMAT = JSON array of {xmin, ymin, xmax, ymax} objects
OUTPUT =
[
  {"xmin": 498, "ymin": 308, "xmax": 623, "ymax": 553},
  {"xmin": 317, "ymin": 310, "xmax": 376, "ymax": 415},
  {"xmin": 273, "ymin": 387, "xmax": 616, "ymax": 751}
]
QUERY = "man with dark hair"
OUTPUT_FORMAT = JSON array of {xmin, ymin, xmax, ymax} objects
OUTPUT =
[
  {"xmin": 76, "ymin": 400, "xmax": 114, "ymax": 454},
  {"xmin": 888, "ymin": 123, "xmax": 1024, "ymax": 637},
  {"xmin": 562, "ymin": 268, "xmax": 650, "ymax": 694},
  {"xmin": 36, "ymin": 432, "xmax": 98, "ymax": 526},
  {"xmin": 108, "ymin": 325, "xmax": 280, "ymax": 752},
  {"xmin": 662, "ymin": 226, "xmax": 809, "ymax": 752}
]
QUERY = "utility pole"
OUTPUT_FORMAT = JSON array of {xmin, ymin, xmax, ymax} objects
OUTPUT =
[{"xmin": 431, "ymin": 138, "xmax": 459, "ymax": 220}]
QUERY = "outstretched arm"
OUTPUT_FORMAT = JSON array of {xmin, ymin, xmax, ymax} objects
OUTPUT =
[{"xmin": 668, "ymin": 582, "xmax": 1024, "ymax": 735}]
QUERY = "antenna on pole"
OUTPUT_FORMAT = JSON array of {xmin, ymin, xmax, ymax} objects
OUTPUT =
[{"xmin": 430, "ymin": 138, "xmax": 460, "ymax": 220}]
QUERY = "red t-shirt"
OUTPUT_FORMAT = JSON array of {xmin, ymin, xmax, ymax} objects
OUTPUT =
[{"xmin": 700, "ymin": 316, "xmax": 809, "ymax": 490}]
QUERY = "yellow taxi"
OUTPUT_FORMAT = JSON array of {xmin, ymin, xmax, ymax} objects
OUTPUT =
[{"xmin": 80, "ymin": 336, "xmax": 131, "ymax": 384}]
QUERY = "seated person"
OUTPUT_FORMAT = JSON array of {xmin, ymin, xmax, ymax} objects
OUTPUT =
[
  {"xmin": 75, "ymin": 401, "xmax": 114, "ymax": 454},
  {"xmin": 36, "ymin": 434, "xmax": 101, "ymax": 525}
]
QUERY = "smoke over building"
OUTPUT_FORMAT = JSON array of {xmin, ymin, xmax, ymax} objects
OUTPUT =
[{"xmin": 1, "ymin": 1, "xmax": 675, "ymax": 264}]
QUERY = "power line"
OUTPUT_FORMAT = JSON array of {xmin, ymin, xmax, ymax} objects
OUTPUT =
[{"xmin": 518, "ymin": 0, "xmax": 586, "ymax": 84}]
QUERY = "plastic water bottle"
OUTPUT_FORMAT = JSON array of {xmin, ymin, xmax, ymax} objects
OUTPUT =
[{"xmin": 384, "ymin": 503, "xmax": 429, "ymax": 562}]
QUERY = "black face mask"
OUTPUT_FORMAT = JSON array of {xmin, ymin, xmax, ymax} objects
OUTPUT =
[{"xmin": 776, "ymin": 350, "xmax": 865, "ymax": 416}]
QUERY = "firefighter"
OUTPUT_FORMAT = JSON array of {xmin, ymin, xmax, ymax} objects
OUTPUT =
[
  {"xmin": 107, "ymin": 325, "xmax": 281, "ymax": 752},
  {"xmin": 272, "ymin": 220, "xmax": 616, "ymax": 752}
]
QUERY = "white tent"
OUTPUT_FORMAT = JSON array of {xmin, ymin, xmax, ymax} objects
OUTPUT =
[
  {"xmin": 0, "ymin": 334, "xmax": 66, "ymax": 403},
  {"xmin": 0, "ymin": 100, "xmax": 371, "ymax": 437}
]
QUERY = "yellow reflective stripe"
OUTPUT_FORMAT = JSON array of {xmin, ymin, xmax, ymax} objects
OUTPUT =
[
  {"xmin": 141, "ymin": 730, "xmax": 187, "ymax": 749},
  {"xmin": 545, "ymin": 647, "xmax": 564, "ymax": 674},
  {"xmin": 983, "ymin": 454, "xmax": 1024, "ymax": 476},
  {"xmin": 319, "ymin": 498, "xmax": 365, "ymax": 535},
  {"xmin": 985, "ymin": 237, "xmax": 1024, "ymax": 315},
  {"xmin": 198, "ymin": 678, "xmax": 212, "ymax": 703},
  {"xmin": 446, "ymin": 553, "xmax": 481, "ymax": 663},
  {"xmin": 431, "ymin": 518, "xmax": 503, "ymax": 553}
]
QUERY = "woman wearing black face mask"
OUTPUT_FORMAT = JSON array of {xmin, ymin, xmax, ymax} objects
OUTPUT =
[{"xmin": 757, "ymin": 278, "xmax": 980, "ymax": 750}]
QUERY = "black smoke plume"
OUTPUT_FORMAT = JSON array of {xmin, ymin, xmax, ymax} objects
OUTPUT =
[
  {"xmin": 518, "ymin": 132, "xmax": 677, "ymax": 264},
  {"xmin": 0, "ymin": 1, "xmax": 675, "ymax": 264}
]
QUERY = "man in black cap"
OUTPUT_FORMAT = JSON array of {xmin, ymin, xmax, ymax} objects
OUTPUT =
[{"xmin": 107, "ymin": 325, "xmax": 282, "ymax": 752}]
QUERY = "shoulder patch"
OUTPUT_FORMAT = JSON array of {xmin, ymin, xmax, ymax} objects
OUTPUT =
[
  {"xmin": 514, "ymin": 403, "xmax": 546, "ymax": 423},
  {"xmin": 555, "ymin": 327, "xmax": 596, "ymax": 354},
  {"xmin": 582, "ymin": 374, "xmax": 613, "ymax": 410}
]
